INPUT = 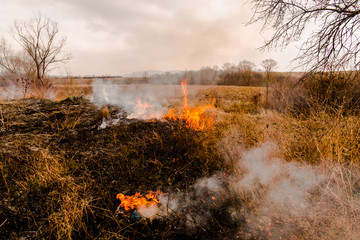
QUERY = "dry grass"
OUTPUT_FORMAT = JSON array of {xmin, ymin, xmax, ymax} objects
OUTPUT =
[
  {"xmin": 229, "ymin": 156, "xmax": 360, "ymax": 240},
  {"xmin": 204, "ymin": 84, "xmax": 360, "ymax": 164},
  {"xmin": 52, "ymin": 78, "xmax": 93, "ymax": 100},
  {"xmin": 298, "ymin": 162, "xmax": 360, "ymax": 240},
  {"xmin": 0, "ymin": 96, "xmax": 227, "ymax": 239},
  {"xmin": 199, "ymin": 86, "xmax": 265, "ymax": 114},
  {"xmin": 10, "ymin": 148, "xmax": 92, "ymax": 240},
  {"xmin": 1, "ymin": 79, "xmax": 360, "ymax": 239},
  {"xmin": 48, "ymin": 187, "xmax": 92, "ymax": 240},
  {"xmin": 276, "ymin": 110, "xmax": 360, "ymax": 163},
  {"xmin": 0, "ymin": 77, "xmax": 93, "ymax": 101},
  {"xmin": 201, "ymin": 84, "xmax": 360, "ymax": 238}
]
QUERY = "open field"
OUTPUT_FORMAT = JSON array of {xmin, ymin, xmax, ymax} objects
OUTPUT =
[{"xmin": 1, "ymin": 82, "xmax": 360, "ymax": 239}]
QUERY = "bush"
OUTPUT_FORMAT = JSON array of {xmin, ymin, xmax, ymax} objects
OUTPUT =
[{"xmin": 304, "ymin": 71, "xmax": 360, "ymax": 115}]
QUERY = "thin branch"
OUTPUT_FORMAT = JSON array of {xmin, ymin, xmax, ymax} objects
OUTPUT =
[{"xmin": 250, "ymin": 0, "xmax": 360, "ymax": 72}]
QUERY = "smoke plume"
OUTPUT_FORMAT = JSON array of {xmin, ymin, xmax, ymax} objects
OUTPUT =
[
  {"xmin": 0, "ymin": 79, "xmax": 56, "ymax": 100},
  {"xmin": 133, "ymin": 140, "xmax": 360, "ymax": 239},
  {"xmin": 90, "ymin": 79, "xmax": 182, "ymax": 120}
]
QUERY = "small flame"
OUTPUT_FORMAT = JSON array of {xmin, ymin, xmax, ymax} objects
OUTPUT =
[
  {"xmin": 116, "ymin": 191, "xmax": 160, "ymax": 211},
  {"xmin": 128, "ymin": 98, "xmax": 160, "ymax": 119},
  {"xmin": 181, "ymin": 80, "xmax": 188, "ymax": 108},
  {"xmin": 164, "ymin": 79, "xmax": 216, "ymax": 130},
  {"xmin": 21, "ymin": 93, "xmax": 32, "ymax": 99}
]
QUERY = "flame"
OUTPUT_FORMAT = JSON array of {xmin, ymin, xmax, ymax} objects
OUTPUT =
[
  {"xmin": 181, "ymin": 80, "xmax": 188, "ymax": 108},
  {"xmin": 163, "ymin": 79, "xmax": 216, "ymax": 130},
  {"xmin": 128, "ymin": 98, "xmax": 160, "ymax": 119},
  {"xmin": 21, "ymin": 93, "xmax": 32, "ymax": 99},
  {"xmin": 116, "ymin": 191, "xmax": 160, "ymax": 211}
]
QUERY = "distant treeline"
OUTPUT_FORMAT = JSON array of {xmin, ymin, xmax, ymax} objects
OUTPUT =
[
  {"xmin": 47, "ymin": 60, "xmax": 302, "ymax": 86},
  {"xmin": 148, "ymin": 60, "xmax": 299, "ymax": 86}
]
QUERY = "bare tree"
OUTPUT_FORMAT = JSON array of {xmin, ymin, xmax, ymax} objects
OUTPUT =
[
  {"xmin": 0, "ymin": 38, "xmax": 34, "ymax": 79},
  {"xmin": 238, "ymin": 60, "xmax": 256, "ymax": 71},
  {"xmin": 0, "ymin": 38, "xmax": 18, "ymax": 75},
  {"xmin": 199, "ymin": 66, "xmax": 218, "ymax": 85},
  {"xmin": 238, "ymin": 60, "xmax": 256, "ymax": 85},
  {"xmin": 261, "ymin": 59, "xmax": 277, "ymax": 104},
  {"xmin": 12, "ymin": 13, "xmax": 70, "ymax": 87},
  {"xmin": 250, "ymin": 0, "xmax": 360, "ymax": 72},
  {"xmin": 0, "ymin": 38, "xmax": 37, "ymax": 97}
]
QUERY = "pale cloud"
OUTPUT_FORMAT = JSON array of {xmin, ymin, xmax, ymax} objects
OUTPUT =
[{"xmin": 0, "ymin": 0, "xmax": 300, "ymax": 76}]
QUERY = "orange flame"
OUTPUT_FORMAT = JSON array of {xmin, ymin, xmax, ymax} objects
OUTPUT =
[
  {"xmin": 181, "ymin": 79, "xmax": 188, "ymax": 109},
  {"xmin": 129, "ymin": 98, "xmax": 160, "ymax": 119},
  {"xmin": 116, "ymin": 191, "xmax": 160, "ymax": 211},
  {"xmin": 163, "ymin": 79, "xmax": 216, "ymax": 130},
  {"xmin": 20, "ymin": 93, "xmax": 32, "ymax": 99}
]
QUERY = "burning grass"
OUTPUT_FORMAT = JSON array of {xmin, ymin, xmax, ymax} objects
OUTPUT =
[
  {"xmin": 116, "ymin": 191, "xmax": 160, "ymax": 211},
  {"xmin": 1, "ymin": 82, "xmax": 360, "ymax": 239},
  {"xmin": 0, "ymin": 97, "xmax": 227, "ymax": 239},
  {"xmin": 163, "ymin": 80, "xmax": 216, "ymax": 130}
]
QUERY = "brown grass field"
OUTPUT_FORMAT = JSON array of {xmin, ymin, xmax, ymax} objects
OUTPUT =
[{"xmin": 0, "ymin": 79, "xmax": 359, "ymax": 239}]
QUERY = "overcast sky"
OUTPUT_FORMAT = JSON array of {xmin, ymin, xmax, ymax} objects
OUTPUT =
[{"xmin": 0, "ymin": 0, "xmax": 300, "ymax": 76}]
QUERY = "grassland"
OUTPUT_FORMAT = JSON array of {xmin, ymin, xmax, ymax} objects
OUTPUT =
[{"xmin": 0, "ymin": 81, "xmax": 359, "ymax": 239}]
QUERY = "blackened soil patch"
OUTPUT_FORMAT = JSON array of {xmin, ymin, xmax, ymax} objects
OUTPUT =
[{"xmin": 0, "ymin": 98, "xmax": 239, "ymax": 239}]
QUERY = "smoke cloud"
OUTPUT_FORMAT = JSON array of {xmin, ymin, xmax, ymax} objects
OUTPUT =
[
  {"xmin": 232, "ymin": 142, "xmax": 324, "ymax": 216},
  {"xmin": 90, "ymin": 79, "xmax": 183, "ymax": 120},
  {"xmin": 132, "ymin": 140, "xmax": 360, "ymax": 239},
  {"xmin": 0, "ymin": 78, "xmax": 56, "ymax": 100},
  {"xmin": 137, "ymin": 174, "xmax": 225, "ymax": 227}
]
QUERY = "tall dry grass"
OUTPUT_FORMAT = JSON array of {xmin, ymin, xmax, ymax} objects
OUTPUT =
[
  {"xmin": 53, "ymin": 77, "xmax": 93, "ymax": 100},
  {"xmin": 298, "ymin": 162, "xmax": 360, "ymax": 240},
  {"xmin": 1, "ymin": 75, "xmax": 359, "ymax": 239},
  {"xmin": 259, "ymin": 109, "xmax": 360, "ymax": 163},
  {"xmin": 206, "ymin": 76, "xmax": 360, "ymax": 239},
  {"xmin": 209, "ymin": 72, "xmax": 360, "ymax": 164},
  {"xmin": 3, "ymin": 147, "xmax": 92, "ymax": 240}
]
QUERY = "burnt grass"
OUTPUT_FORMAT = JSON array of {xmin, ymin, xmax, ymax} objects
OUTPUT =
[{"xmin": 0, "ymin": 97, "xmax": 244, "ymax": 239}]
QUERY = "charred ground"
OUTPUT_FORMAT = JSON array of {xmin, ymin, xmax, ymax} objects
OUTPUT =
[
  {"xmin": 2, "ymin": 81, "xmax": 359, "ymax": 240},
  {"xmin": 0, "ymin": 97, "xmax": 242, "ymax": 239}
]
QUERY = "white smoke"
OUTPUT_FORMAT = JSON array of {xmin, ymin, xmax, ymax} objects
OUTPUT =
[
  {"xmin": 137, "ymin": 204, "xmax": 159, "ymax": 219},
  {"xmin": 232, "ymin": 142, "xmax": 324, "ymax": 216},
  {"xmin": 120, "ymin": 139, "xmax": 360, "ymax": 239},
  {"xmin": 135, "ymin": 175, "xmax": 226, "ymax": 228},
  {"xmin": 138, "ymin": 143, "xmax": 323, "ymax": 221},
  {"xmin": 236, "ymin": 142, "xmax": 282, "ymax": 188},
  {"xmin": 0, "ymin": 79, "xmax": 57, "ymax": 100},
  {"xmin": 228, "ymin": 142, "xmax": 359, "ymax": 239},
  {"xmin": 0, "ymin": 80, "xmax": 26, "ymax": 100},
  {"xmin": 98, "ymin": 117, "xmax": 121, "ymax": 130},
  {"xmin": 90, "ymin": 79, "xmax": 182, "ymax": 120}
]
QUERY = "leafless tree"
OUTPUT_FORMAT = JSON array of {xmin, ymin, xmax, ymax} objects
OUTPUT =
[
  {"xmin": 261, "ymin": 59, "xmax": 277, "ymax": 103},
  {"xmin": 238, "ymin": 60, "xmax": 256, "ymax": 71},
  {"xmin": 249, "ymin": 0, "xmax": 360, "ymax": 72},
  {"xmin": 0, "ymin": 38, "xmax": 37, "ymax": 97},
  {"xmin": 0, "ymin": 37, "xmax": 34, "ymax": 79},
  {"xmin": 238, "ymin": 60, "xmax": 256, "ymax": 85},
  {"xmin": 0, "ymin": 38, "xmax": 18, "ymax": 75},
  {"xmin": 12, "ymin": 13, "xmax": 70, "ymax": 87},
  {"xmin": 222, "ymin": 62, "xmax": 237, "ymax": 73},
  {"xmin": 199, "ymin": 66, "xmax": 218, "ymax": 85}
]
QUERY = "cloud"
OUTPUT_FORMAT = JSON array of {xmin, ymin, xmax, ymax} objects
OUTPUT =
[{"xmin": 0, "ymin": 0, "xmax": 299, "ymax": 75}]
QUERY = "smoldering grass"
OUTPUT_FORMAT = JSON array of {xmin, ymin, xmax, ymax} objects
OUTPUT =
[
  {"xmin": 1, "ymin": 82, "xmax": 360, "ymax": 239},
  {"xmin": 216, "ymin": 141, "xmax": 360, "ymax": 240}
]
